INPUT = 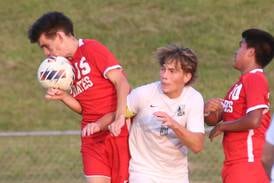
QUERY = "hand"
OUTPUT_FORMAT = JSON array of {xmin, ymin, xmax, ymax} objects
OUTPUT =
[
  {"xmin": 45, "ymin": 88, "xmax": 67, "ymax": 100},
  {"xmin": 153, "ymin": 111, "xmax": 176, "ymax": 128},
  {"xmin": 204, "ymin": 98, "xmax": 224, "ymax": 116},
  {"xmin": 208, "ymin": 122, "xmax": 223, "ymax": 141},
  {"xmin": 108, "ymin": 114, "xmax": 125, "ymax": 137},
  {"xmin": 82, "ymin": 123, "xmax": 101, "ymax": 137}
]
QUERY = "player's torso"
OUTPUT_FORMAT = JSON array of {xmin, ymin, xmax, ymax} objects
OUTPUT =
[
  {"xmin": 69, "ymin": 39, "xmax": 117, "ymax": 123},
  {"xmin": 129, "ymin": 83, "xmax": 194, "ymax": 176},
  {"xmin": 222, "ymin": 71, "xmax": 270, "ymax": 163}
]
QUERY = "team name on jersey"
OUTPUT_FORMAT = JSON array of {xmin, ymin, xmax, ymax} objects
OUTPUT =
[
  {"xmin": 71, "ymin": 57, "xmax": 93, "ymax": 97},
  {"xmin": 224, "ymin": 83, "xmax": 243, "ymax": 113}
]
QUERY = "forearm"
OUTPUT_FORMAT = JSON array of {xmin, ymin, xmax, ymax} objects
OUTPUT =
[
  {"xmin": 172, "ymin": 122, "xmax": 204, "ymax": 153},
  {"xmin": 261, "ymin": 142, "xmax": 274, "ymax": 179},
  {"xmin": 114, "ymin": 76, "xmax": 130, "ymax": 119},
  {"xmin": 96, "ymin": 112, "xmax": 115, "ymax": 131},
  {"xmin": 61, "ymin": 94, "xmax": 82, "ymax": 114},
  {"xmin": 219, "ymin": 109, "xmax": 263, "ymax": 132}
]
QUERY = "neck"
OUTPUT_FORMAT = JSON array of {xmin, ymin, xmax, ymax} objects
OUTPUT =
[
  {"xmin": 241, "ymin": 64, "xmax": 262, "ymax": 74},
  {"xmin": 66, "ymin": 37, "xmax": 79, "ymax": 59},
  {"xmin": 164, "ymin": 88, "xmax": 184, "ymax": 99}
]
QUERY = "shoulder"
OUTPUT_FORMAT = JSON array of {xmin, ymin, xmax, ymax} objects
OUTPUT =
[
  {"xmin": 129, "ymin": 81, "xmax": 159, "ymax": 101},
  {"xmin": 80, "ymin": 39, "xmax": 110, "ymax": 55},
  {"xmin": 184, "ymin": 86, "xmax": 204, "ymax": 102},
  {"xmin": 242, "ymin": 69, "xmax": 268, "ymax": 83},
  {"xmin": 131, "ymin": 81, "xmax": 159, "ymax": 95}
]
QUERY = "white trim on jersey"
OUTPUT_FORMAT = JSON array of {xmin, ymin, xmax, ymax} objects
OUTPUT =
[
  {"xmin": 249, "ymin": 69, "xmax": 263, "ymax": 73},
  {"xmin": 79, "ymin": 39, "xmax": 84, "ymax": 47},
  {"xmin": 84, "ymin": 175, "xmax": 111, "ymax": 179},
  {"xmin": 103, "ymin": 65, "xmax": 122, "ymax": 79},
  {"xmin": 246, "ymin": 104, "xmax": 269, "ymax": 114},
  {"xmin": 247, "ymin": 129, "xmax": 255, "ymax": 162}
]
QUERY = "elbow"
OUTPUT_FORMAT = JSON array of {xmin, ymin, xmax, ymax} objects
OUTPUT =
[
  {"xmin": 250, "ymin": 119, "xmax": 261, "ymax": 129},
  {"xmin": 191, "ymin": 142, "xmax": 204, "ymax": 154},
  {"xmin": 261, "ymin": 150, "xmax": 271, "ymax": 167},
  {"xmin": 191, "ymin": 135, "xmax": 205, "ymax": 153},
  {"xmin": 261, "ymin": 157, "xmax": 267, "ymax": 167},
  {"xmin": 192, "ymin": 146, "xmax": 203, "ymax": 154}
]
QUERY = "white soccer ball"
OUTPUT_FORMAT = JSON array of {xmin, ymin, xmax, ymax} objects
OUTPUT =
[{"xmin": 37, "ymin": 56, "xmax": 74, "ymax": 90}]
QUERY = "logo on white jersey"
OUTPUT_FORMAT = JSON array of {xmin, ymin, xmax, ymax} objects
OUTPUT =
[{"xmin": 177, "ymin": 105, "xmax": 185, "ymax": 116}]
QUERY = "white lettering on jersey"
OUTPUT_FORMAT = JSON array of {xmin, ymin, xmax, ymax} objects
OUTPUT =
[
  {"xmin": 79, "ymin": 57, "xmax": 91, "ymax": 75},
  {"xmin": 223, "ymin": 100, "xmax": 233, "ymax": 113},
  {"xmin": 71, "ymin": 57, "xmax": 93, "ymax": 97},
  {"xmin": 74, "ymin": 57, "xmax": 91, "ymax": 80},
  {"xmin": 224, "ymin": 84, "xmax": 242, "ymax": 113},
  {"xmin": 71, "ymin": 76, "xmax": 93, "ymax": 97},
  {"xmin": 229, "ymin": 84, "xmax": 242, "ymax": 100}
]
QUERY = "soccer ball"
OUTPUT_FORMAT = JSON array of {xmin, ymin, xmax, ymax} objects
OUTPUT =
[{"xmin": 37, "ymin": 56, "xmax": 74, "ymax": 90}]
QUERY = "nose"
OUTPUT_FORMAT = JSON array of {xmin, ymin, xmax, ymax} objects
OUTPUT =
[
  {"xmin": 160, "ymin": 70, "xmax": 168, "ymax": 80},
  {"xmin": 42, "ymin": 48, "xmax": 51, "ymax": 57}
]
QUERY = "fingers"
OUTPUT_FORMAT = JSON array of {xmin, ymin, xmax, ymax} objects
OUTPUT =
[
  {"xmin": 108, "ymin": 117, "xmax": 125, "ymax": 137},
  {"xmin": 205, "ymin": 98, "xmax": 224, "ymax": 113},
  {"xmin": 108, "ymin": 124, "xmax": 121, "ymax": 137},
  {"xmin": 81, "ymin": 123, "xmax": 100, "ymax": 137},
  {"xmin": 208, "ymin": 126, "xmax": 222, "ymax": 141}
]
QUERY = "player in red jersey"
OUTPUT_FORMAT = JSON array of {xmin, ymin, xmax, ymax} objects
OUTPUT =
[
  {"xmin": 28, "ymin": 12, "xmax": 130, "ymax": 183},
  {"xmin": 204, "ymin": 28, "xmax": 274, "ymax": 183}
]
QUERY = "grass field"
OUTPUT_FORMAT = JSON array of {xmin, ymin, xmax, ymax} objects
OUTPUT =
[{"xmin": 0, "ymin": 0, "xmax": 273, "ymax": 182}]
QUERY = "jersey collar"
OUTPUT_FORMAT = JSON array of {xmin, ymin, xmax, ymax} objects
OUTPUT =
[{"xmin": 249, "ymin": 68, "xmax": 263, "ymax": 73}]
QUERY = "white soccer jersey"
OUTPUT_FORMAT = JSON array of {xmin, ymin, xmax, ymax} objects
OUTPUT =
[
  {"xmin": 128, "ymin": 81, "xmax": 204, "ymax": 182},
  {"xmin": 266, "ymin": 116, "xmax": 274, "ymax": 183}
]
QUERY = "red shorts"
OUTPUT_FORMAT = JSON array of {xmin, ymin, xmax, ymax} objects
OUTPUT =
[
  {"xmin": 222, "ymin": 161, "xmax": 269, "ymax": 183},
  {"xmin": 81, "ymin": 125, "xmax": 130, "ymax": 183}
]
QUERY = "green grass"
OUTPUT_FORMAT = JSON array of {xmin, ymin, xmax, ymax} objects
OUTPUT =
[
  {"xmin": 0, "ymin": 0, "xmax": 273, "ymax": 182},
  {"xmin": 1, "ymin": 0, "xmax": 273, "ymax": 130},
  {"xmin": 0, "ymin": 135, "xmax": 83, "ymax": 183}
]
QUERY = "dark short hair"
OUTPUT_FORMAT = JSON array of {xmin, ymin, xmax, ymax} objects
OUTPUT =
[
  {"xmin": 28, "ymin": 11, "xmax": 74, "ymax": 43},
  {"xmin": 242, "ymin": 28, "xmax": 274, "ymax": 68},
  {"xmin": 155, "ymin": 44, "xmax": 198, "ymax": 85}
]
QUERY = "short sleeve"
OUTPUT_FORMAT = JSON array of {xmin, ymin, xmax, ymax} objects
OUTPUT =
[
  {"xmin": 186, "ymin": 92, "xmax": 205, "ymax": 133},
  {"xmin": 127, "ymin": 87, "xmax": 142, "ymax": 115},
  {"xmin": 86, "ymin": 40, "xmax": 121, "ymax": 79},
  {"xmin": 243, "ymin": 74, "xmax": 269, "ymax": 113}
]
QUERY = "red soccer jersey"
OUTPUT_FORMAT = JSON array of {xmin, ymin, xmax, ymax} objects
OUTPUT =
[
  {"xmin": 222, "ymin": 69, "xmax": 271, "ymax": 164},
  {"xmin": 69, "ymin": 39, "xmax": 121, "ymax": 128}
]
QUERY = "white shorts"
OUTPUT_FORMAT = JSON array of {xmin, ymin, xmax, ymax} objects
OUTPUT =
[{"xmin": 129, "ymin": 171, "xmax": 189, "ymax": 183}]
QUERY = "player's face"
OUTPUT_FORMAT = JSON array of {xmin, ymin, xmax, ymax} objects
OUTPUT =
[
  {"xmin": 233, "ymin": 39, "xmax": 253, "ymax": 72},
  {"xmin": 160, "ymin": 61, "xmax": 191, "ymax": 98},
  {"xmin": 38, "ymin": 33, "xmax": 66, "ymax": 57}
]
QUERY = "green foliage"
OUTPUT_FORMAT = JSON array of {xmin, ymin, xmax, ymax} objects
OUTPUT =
[{"xmin": 0, "ymin": 0, "xmax": 273, "ymax": 131}]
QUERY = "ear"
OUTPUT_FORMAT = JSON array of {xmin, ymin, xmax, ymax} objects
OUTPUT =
[
  {"xmin": 247, "ymin": 47, "xmax": 255, "ymax": 58},
  {"xmin": 56, "ymin": 31, "xmax": 65, "ymax": 42},
  {"xmin": 184, "ymin": 72, "xmax": 192, "ymax": 84}
]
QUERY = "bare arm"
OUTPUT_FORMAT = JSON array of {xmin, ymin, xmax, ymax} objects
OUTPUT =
[
  {"xmin": 106, "ymin": 69, "xmax": 130, "ymax": 119},
  {"xmin": 154, "ymin": 111, "xmax": 204, "ymax": 153},
  {"xmin": 82, "ymin": 112, "xmax": 115, "ymax": 136},
  {"xmin": 261, "ymin": 141, "xmax": 274, "ymax": 179},
  {"xmin": 45, "ymin": 88, "xmax": 82, "ymax": 114},
  {"xmin": 209, "ymin": 109, "xmax": 263, "ymax": 140}
]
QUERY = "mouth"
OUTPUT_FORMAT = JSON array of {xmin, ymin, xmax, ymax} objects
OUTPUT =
[{"xmin": 161, "ymin": 82, "xmax": 169, "ymax": 88}]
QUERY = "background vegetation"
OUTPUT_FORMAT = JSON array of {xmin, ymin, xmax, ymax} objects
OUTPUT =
[{"xmin": 0, "ymin": 0, "xmax": 273, "ymax": 182}]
